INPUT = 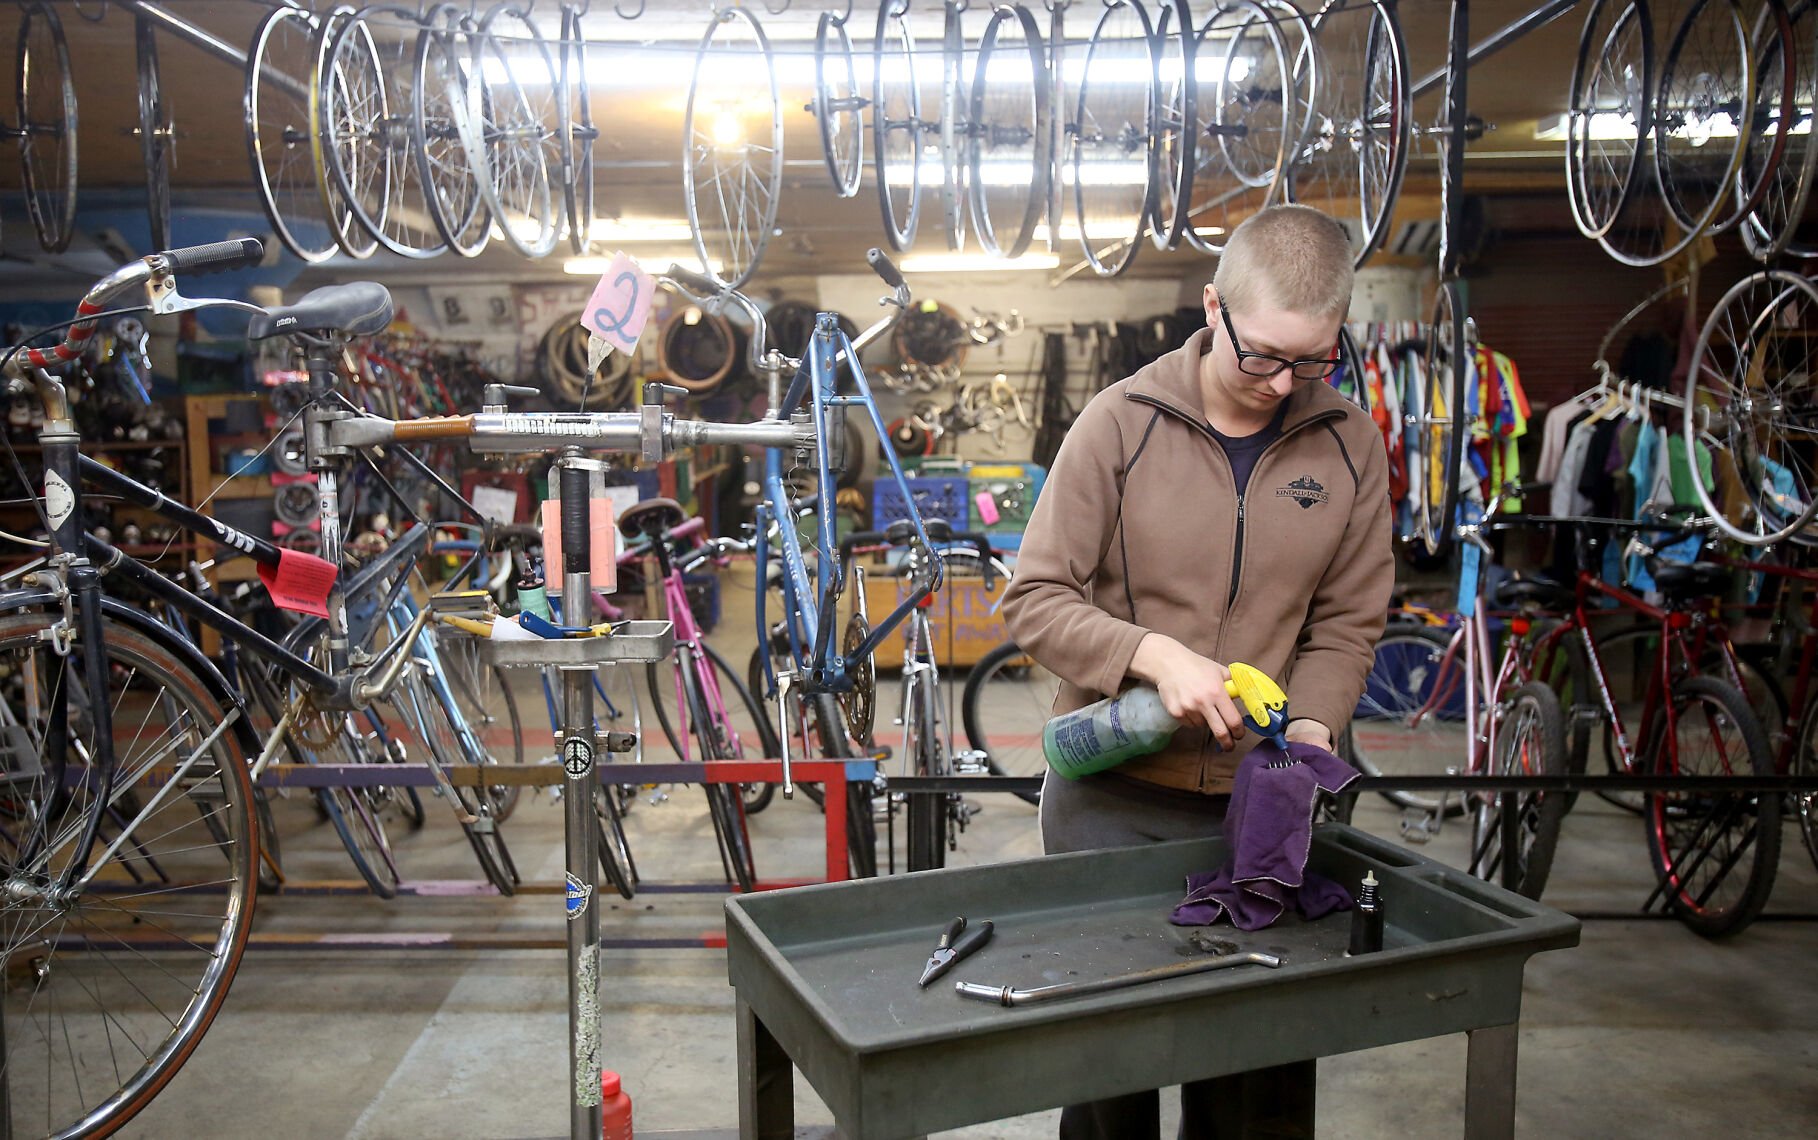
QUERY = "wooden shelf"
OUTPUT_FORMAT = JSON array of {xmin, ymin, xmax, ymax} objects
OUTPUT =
[{"xmin": 202, "ymin": 473, "xmax": 274, "ymax": 500}]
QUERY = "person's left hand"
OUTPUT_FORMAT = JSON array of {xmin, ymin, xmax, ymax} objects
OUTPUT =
[{"xmin": 1284, "ymin": 718, "xmax": 1333, "ymax": 751}]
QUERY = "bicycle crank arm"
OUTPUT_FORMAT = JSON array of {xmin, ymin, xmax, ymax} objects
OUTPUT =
[{"xmin": 955, "ymin": 952, "xmax": 1282, "ymax": 1008}]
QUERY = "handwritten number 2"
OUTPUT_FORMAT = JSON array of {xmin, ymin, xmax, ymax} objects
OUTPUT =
[{"xmin": 591, "ymin": 271, "xmax": 641, "ymax": 344}]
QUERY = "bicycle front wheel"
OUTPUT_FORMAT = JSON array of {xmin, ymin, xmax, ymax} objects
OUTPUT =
[
  {"xmin": 1470, "ymin": 681, "xmax": 1568, "ymax": 900},
  {"xmin": 0, "ymin": 612, "xmax": 257, "ymax": 1140},
  {"xmin": 961, "ymin": 639, "xmax": 1054, "ymax": 806},
  {"xmin": 1644, "ymin": 675, "xmax": 1781, "ymax": 938}
]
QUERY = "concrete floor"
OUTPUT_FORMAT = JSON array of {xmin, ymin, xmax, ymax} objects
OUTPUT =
[{"xmin": 108, "ymin": 580, "xmax": 1818, "ymax": 1138}]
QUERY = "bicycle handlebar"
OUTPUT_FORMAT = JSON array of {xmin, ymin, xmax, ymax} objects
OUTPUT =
[
  {"xmin": 837, "ymin": 527, "xmax": 998, "ymax": 588},
  {"xmin": 153, "ymin": 238, "xmax": 265, "ymax": 276},
  {"xmin": 867, "ymin": 247, "xmax": 904, "ymax": 289}
]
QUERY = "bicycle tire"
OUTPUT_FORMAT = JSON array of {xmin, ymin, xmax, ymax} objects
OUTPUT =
[
  {"xmin": 1644, "ymin": 675, "xmax": 1781, "ymax": 938},
  {"xmin": 814, "ymin": 10, "xmax": 864, "ymax": 198},
  {"xmin": 1351, "ymin": 626, "xmax": 1468, "ymax": 817},
  {"xmin": 414, "ymin": 8, "xmax": 493, "ymax": 258},
  {"xmin": 1742, "ymin": 0, "xmax": 1818, "ymax": 259},
  {"xmin": 394, "ymin": 661, "xmax": 520, "ymax": 896},
  {"xmin": 969, "ymin": 1, "xmax": 1050, "ymax": 259},
  {"xmin": 0, "ymin": 611, "xmax": 257, "ymax": 1140},
  {"xmin": 905, "ymin": 676, "xmax": 946, "ymax": 872},
  {"xmin": 939, "ymin": 1, "xmax": 970, "ymax": 251},
  {"xmin": 1653, "ymin": 0, "xmax": 1754, "ymax": 238},
  {"xmin": 1470, "ymin": 680, "xmax": 1568, "ymax": 900},
  {"xmin": 311, "ymin": 6, "xmax": 385, "ymax": 259},
  {"xmin": 595, "ymin": 779, "xmax": 637, "ymax": 900},
  {"xmin": 246, "ymin": 5, "xmax": 340, "ymax": 264},
  {"xmin": 1792, "ymin": 688, "xmax": 1818, "ymax": 874},
  {"xmin": 645, "ymin": 641, "xmax": 780, "ymax": 814},
  {"xmin": 315, "ymin": 756, "xmax": 401, "ymax": 898},
  {"xmin": 1683, "ymin": 270, "xmax": 1818, "ymax": 545},
  {"xmin": 446, "ymin": 648, "xmax": 524, "ymax": 822},
  {"xmin": 872, "ymin": 0, "xmax": 923, "ymax": 251},
  {"xmin": 1416, "ymin": 282, "xmax": 1466, "ymax": 558},
  {"xmin": 677, "ymin": 660, "xmax": 756, "ymax": 892},
  {"xmin": 1567, "ymin": 0, "xmax": 1655, "ymax": 240},
  {"xmin": 136, "ymin": 13, "xmax": 172, "ymax": 255},
  {"xmin": 1149, "ymin": 0, "xmax": 1195, "ymax": 251},
  {"xmin": 1719, "ymin": 0, "xmax": 1797, "ymax": 236},
  {"xmin": 15, "ymin": 1, "xmax": 77, "ymax": 254},
  {"xmin": 961, "ymin": 639, "xmax": 1051, "ymax": 806},
  {"xmin": 561, "ymin": 1, "xmax": 598, "ymax": 253},
  {"xmin": 469, "ymin": 3, "xmax": 560, "ymax": 259},
  {"xmin": 1070, "ymin": 0, "xmax": 1158, "ymax": 278},
  {"xmin": 683, "ymin": 5, "xmax": 782, "ymax": 288}
]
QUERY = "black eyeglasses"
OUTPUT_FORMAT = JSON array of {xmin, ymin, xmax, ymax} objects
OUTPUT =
[{"xmin": 1218, "ymin": 306, "xmax": 1341, "ymax": 381}]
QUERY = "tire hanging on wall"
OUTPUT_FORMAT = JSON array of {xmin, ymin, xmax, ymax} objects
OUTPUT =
[
  {"xmin": 657, "ymin": 305, "xmax": 746, "ymax": 393},
  {"xmin": 538, "ymin": 313, "xmax": 637, "ymax": 409}
]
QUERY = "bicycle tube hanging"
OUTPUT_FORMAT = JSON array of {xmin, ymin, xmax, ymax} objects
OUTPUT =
[
  {"xmin": 657, "ymin": 306, "xmax": 746, "ymax": 393},
  {"xmin": 540, "ymin": 313, "xmax": 636, "ymax": 408}
]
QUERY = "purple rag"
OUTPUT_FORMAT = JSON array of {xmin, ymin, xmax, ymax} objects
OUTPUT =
[{"xmin": 1169, "ymin": 740, "xmax": 1361, "ymax": 931}]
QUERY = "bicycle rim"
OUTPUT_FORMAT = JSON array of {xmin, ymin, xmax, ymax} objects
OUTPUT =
[
  {"xmin": 814, "ymin": 11, "xmax": 864, "ymax": 198},
  {"xmin": 940, "ymin": 2, "xmax": 970, "ymax": 250},
  {"xmin": 1568, "ymin": 0, "xmax": 1655, "ymax": 239},
  {"xmin": 1352, "ymin": 628, "xmax": 1469, "ymax": 817},
  {"xmin": 1181, "ymin": 1, "xmax": 1287, "ymax": 257},
  {"xmin": 1653, "ymin": 0, "xmax": 1754, "ymax": 237},
  {"xmin": 1071, "ymin": 0, "xmax": 1158, "ymax": 277},
  {"xmin": 562, "ymin": 3, "xmax": 597, "ymax": 252},
  {"xmin": 1792, "ymin": 695, "xmax": 1818, "ymax": 874},
  {"xmin": 15, "ymin": 1, "xmax": 78, "ymax": 254},
  {"xmin": 1645, "ymin": 676, "xmax": 1781, "ymax": 938},
  {"xmin": 1684, "ymin": 270, "xmax": 1818, "ymax": 545},
  {"xmin": 0, "ymin": 613, "xmax": 256, "ymax": 1140},
  {"xmin": 682, "ymin": 6, "xmax": 782, "ymax": 288},
  {"xmin": 593, "ymin": 784, "xmax": 636, "ymax": 900},
  {"xmin": 312, "ymin": 7, "xmax": 385, "ymax": 259},
  {"xmin": 872, "ymin": 0, "xmax": 923, "ymax": 250},
  {"xmin": 246, "ymin": 6, "xmax": 340, "ymax": 263},
  {"xmin": 1149, "ymin": 0, "xmax": 1195, "ymax": 251},
  {"xmin": 1417, "ymin": 282, "xmax": 1466, "ymax": 557},
  {"xmin": 1741, "ymin": 0, "xmax": 1818, "ymax": 259},
  {"xmin": 1469, "ymin": 681, "xmax": 1567, "ymax": 900},
  {"xmin": 1719, "ymin": 0, "xmax": 1796, "ymax": 235},
  {"xmin": 136, "ymin": 15, "xmax": 172, "ymax": 254},
  {"xmin": 969, "ymin": 2, "xmax": 1050, "ymax": 259},
  {"xmin": 414, "ymin": 10, "xmax": 493, "ymax": 258},
  {"xmin": 471, "ymin": 4, "xmax": 559, "ymax": 258},
  {"xmin": 961, "ymin": 640, "xmax": 1053, "ymax": 805}
]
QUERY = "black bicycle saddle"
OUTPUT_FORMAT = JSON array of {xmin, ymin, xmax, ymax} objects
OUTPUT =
[{"xmin": 247, "ymin": 282, "xmax": 394, "ymax": 341}]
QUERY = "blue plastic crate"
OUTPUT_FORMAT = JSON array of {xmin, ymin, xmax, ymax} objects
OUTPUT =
[{"xmin": 871, "ymin": 476, "xmax": 971, "ymax": 530}]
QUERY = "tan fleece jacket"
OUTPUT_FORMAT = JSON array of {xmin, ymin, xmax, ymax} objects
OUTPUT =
[{"xmin": 1002, "ymin": 327, "xmax": 1393, "ymax": 795}]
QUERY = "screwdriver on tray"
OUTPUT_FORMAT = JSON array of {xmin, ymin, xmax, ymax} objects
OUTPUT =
[{"xmin": 919, "ymin": 917, "xmax": 993, "ymax": 987}]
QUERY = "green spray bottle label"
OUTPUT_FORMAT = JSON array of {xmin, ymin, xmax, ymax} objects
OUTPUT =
[{"xmin": 1042, "ymin": 687, "xmax": 1181, "ymax": 779}]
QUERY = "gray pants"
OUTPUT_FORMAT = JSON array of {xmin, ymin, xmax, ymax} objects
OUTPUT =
[{"xmin": 1039, "ymin": 770, "xmax": 1315, "ymax": 1140}]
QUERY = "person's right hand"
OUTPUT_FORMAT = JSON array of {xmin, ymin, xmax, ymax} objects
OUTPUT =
[{"xmin": 1130, "ymin": 634, "xmax": 1247, "ymax": 750}]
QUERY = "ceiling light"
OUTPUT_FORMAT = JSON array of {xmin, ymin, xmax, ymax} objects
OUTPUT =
[
  {"xmin": 899, "ymin": 252, "xmax": 1061, "ymax": 272},
  {"xmin": 563, "ymin": 253, "xmax": 722, "ymax": 277},
  {"xmin": 588, "ymin": 218, "xmax": 696, "ymax": 243},
  {"xmin": 889, "ymin": 159, "xmax": 1154, "ymax": 188}
]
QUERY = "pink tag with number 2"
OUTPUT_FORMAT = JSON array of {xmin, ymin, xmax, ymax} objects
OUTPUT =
[{"xmin": 580, "ymin": 252, "xmax": 655, "ymax": 354}]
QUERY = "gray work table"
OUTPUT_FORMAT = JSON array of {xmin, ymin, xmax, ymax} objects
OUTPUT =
[{"xmin": 724, "ymin": 824, "xmax": 1579, "ymax": 1139}]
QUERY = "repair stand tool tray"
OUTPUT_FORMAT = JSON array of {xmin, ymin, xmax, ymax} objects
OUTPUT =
[
  {"xmin": 726, "ymin": 823, "xmax": 1580, "ymax": 1139},
  {"xmin": 466, "ymin": 620, "xmax": 675, "ymax": 667}
]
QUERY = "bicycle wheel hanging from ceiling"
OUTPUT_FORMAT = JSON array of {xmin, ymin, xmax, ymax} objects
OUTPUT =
[
  {"xmin": 1149, "ymin": 0, "xmax": 1195, "ymax": 251},
  {"xmin": 466, "ymin": 4, "xmax": 561, "ymax": 259},
  {"xmin": 1070, "ymin": 0, "xmax": 1159, "ymax": 278},
  {"xmin": 1684, "ymin": 270, "xmax": 1818, "ymax": 545},
  {"xmin": 310, "ymin": 5, "xmax": 381, "ymax": 259},
  {"xmin": 1714, "ymin": 0, "xmax": 1796, "ymax": 237},
  {"xmin": 813, "ymin": 9, "xmax": 865, "ymax": 198},
  {"xmin": 412, "ymin": 6, "xmax": 492, "ymax": 258},
  {"xmin": 561, "ymin": 1, "xmax": 599, "ymax": 253},
  {"xmin": 1566, "ymin": 0, "xmax": 1655, "ymax": 242},
  {"xmin": 939, "ymin": 0, "xmax": 972, "ymax": 251},
  {"xmin": 1653, "ymin": 0, "xmax": 1755, "ymax": 238},
  {"xmin": 969, "ymin": 2, "xmax": 1050, "ymax": 259},
  {"xmin": 873, "ymin": 0, "xmax": 923, "ymax": 251},
  {"xmin": 1415, "ymin": 281, "xmax": 1467, "ymax": 559},
  {"xmin": 136, "ymin": 12, "xmax": 173, "ymax": 254},
  {"xmin": 246, "ymin": 5, "xmax": 339, "ymax": 263},
  {"xmin": 1181, "ymin": 0, "xmax": 1295, "ymax": 258},
  {"xmin": 683, "ymin": 5, "xmax": 783, "ymax": 288},
  {"xmin": 1778, "ymin": 0, "xmax": 1818, "ymax": 256},
  {"xmin": 1739, "ymin": 0, "xmax": 1816, "ymax": 259},
  {"xmin": 14, "ymin": 0, "xmax": 78, "ymax": 254},
  {"xmin": 1285, "ymin": 0, "xmax": 1409, "ymax": 269}
]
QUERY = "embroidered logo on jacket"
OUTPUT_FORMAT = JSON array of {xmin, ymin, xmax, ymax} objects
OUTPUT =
[{"xmin": 1278, "ymin": 474, "xmax": 1329, "ymax": 510}]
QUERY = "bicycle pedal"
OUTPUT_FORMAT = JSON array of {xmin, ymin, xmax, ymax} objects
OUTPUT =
[{"xmin": 1399, "ymin": 808, "xmax": 1440, "ymax": 844}]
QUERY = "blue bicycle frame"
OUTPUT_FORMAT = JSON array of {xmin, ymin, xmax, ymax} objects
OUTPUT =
[{"xmin": 753, "ymin": 315, "xmax": 942, "ymax": 696}]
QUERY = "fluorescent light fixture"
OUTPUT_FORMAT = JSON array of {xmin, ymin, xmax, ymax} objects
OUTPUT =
[
  {"xmin": 899, "ymin": 252, "xmax": 1060, "ymax": 272},
  {"xmin": 890, "ymin": 158, "xmax": 1154, "ymax": 187},
  {"xmin": 564, "ymin": 253, "xmax": 722, "ymax": 277},
  {"xmin": 482, "ymin": 43, "xmax": 1249, "ymax": 90},
  {"xmin": 1537, "ymin": 110, "xmax": 1811, "ymax": 141},
  {"xmin": 588, "ymin": 218, "xmax": 695, "ymax": 242}
]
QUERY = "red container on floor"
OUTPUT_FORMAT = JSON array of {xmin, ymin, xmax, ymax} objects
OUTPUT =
[{"xmin": 601, "ymin": 1071, "xmax": 633, "ymax": 1139}]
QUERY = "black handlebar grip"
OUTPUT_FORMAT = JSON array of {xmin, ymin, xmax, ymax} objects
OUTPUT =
[
  {"xmin": 666, "ymin": 262, "xmax": 723, "ymax": 296},
  {"xmin": 559, "ymin": 466, "xmax": 590, "ymax": 576},
  {"xmin": 156, "ymin": 238, "xmax": 265, "ymax": 275},
  {"xmin": 866, "ymin": 247, "xmax": 904, "ymax": 289}
]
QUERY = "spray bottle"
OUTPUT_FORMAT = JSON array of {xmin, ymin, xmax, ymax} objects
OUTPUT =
[{"xmin": 1041, "ymin": 662, "xmax": 1290, "ymax": 778}]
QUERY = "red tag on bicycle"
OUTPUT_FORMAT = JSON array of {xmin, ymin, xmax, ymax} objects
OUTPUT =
[{"xmin": 258, "ymin": 548, "xmax": 337, "ymax": 618}]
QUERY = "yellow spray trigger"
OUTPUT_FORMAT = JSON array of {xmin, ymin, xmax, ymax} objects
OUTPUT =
[{"xmin": 1224, "ymin": 662, "xmax": 1289, "ymax": 749}]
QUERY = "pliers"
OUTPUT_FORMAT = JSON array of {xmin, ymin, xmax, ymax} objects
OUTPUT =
[{"xmin": 918, "ymin": 916, "xmax": 993, "ymax": 987}]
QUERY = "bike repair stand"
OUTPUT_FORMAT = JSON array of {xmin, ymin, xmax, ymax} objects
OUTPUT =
[{"xmin": 477, "ymin": 449, "xmax": 674, "ymax": 1139}]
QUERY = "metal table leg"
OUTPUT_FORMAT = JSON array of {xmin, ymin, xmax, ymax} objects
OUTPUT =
[
  {"xmin": 1464, "ymin": 1022, "xmax": 1518, "ymax": 1140},
  {"xmin": 737, "ymin": 997, "xmax": 794, "ymax": 1140}
]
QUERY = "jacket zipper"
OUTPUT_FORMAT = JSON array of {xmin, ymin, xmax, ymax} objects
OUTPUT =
[{"xmin": 1228, "ymin": 494, "xmax": 1245, "ymax": 608}]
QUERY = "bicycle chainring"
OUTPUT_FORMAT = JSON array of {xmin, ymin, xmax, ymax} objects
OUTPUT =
[
  {"xmin": 839, "ymin": 613, "xmax": 876, "ymax": 742},
  {"xmin": 291, "ymin": 694, "xmax": 340, "ymax": 750}
]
